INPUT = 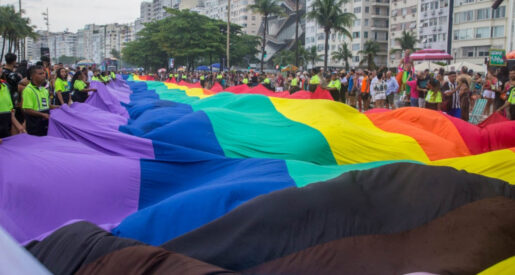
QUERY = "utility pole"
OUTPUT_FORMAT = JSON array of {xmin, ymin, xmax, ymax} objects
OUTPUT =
[
  {"xmin": 227, "ymin": 0, "xmax": 231, "ymax": 71},
  {"xmin": 42, "ymin": 8, "xmax": 50, "ymax": 60},
  {"xmin": 19, "ymin": 0, "xmax": 25, "ymax": 60},
  {"xmin": 295, "ymin": 0, "xmax": 299, "ymax": 67}
]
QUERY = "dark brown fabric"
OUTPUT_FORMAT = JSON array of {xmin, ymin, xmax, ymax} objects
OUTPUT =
[
  {"xmin": 76, "ymin": 245, "xmax": 238, "ymax": 275},
  {"xmin": 246, "ymin": 197, "xmax": 515, "ymax": 275}
]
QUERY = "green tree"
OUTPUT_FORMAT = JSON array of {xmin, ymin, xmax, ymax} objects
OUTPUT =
[
  {"xmin": 154, "ymin": 9, "xmax": 225, "ymax": 70},
  {"xmin": 306, "ymin": 0, "xmax": 355, "ymax": 71},
  {"xmin": 122, "ymin": 21, "xmax": 168, "ymax": 71},
  {"xmin": 110, "ymin": 49, "xmax": 121, "ymax": 59},
  {"xmin": 230, "ymin": 32, "xmax": 261, "ymax": 67},
  {"xmin": 57, "ymin": 55, "xmax": 84, "ymax": 65},
  {"xmin": 249, "ymin": 0, "xmax": 285, "ymax": 72},
  {"xmin": 358, "ymin": 40, "xmax": 380, "ymax": 70},
  {"xmin": 0, "ymin": 5, "xmax": 37, "ymax": 60},
  {"xmin": 273, "ymin": 50, "xmax": 295, "ymax": 67},
  {"xmin": 305, "ymin": 46, "xmax": 323, "ymax": 68},
  {"xmin": 121, "ymin": 8, "xmax": 259, "ymax": 72},
  {"xmin": 331, "ymin": 42, "xmax": 352, "ymax": 71},
  {"xmin": 389, "ymin": 31, "xmax": 419, "ymax": 54}
]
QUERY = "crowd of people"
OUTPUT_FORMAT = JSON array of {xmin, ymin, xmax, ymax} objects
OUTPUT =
[
  {"xmin": 0, "ymin": 53, "xmax": 116, "ymax": 142},
  {"xmin": 152, "ymin": 54, "xmax": 514, "ymax": 121},
  {"xmin": 2, "ymin": 51, "xmax": 514, "ymax": 143}
]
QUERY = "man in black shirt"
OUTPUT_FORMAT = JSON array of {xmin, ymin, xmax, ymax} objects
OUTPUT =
[
  {"xmin": 1, "ymin": 53, "xmax": 24, "ymax": 134},
  {"xmin": 15, "ymin": 60, "xmax": 28, "ymax": 79},
  {"xmin": 1, "ymin": 53, "xmax": 22, "ymax": 97}
]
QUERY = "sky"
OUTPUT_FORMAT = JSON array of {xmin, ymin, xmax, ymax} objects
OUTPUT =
[{"xmin": 1, "ymin": 0, "xmax": 143, "ymax": 32}]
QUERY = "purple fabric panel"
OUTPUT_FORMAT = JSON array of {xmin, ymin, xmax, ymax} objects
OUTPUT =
[
  {"xmin": 48, "ymin": 104, "xmax": 155, "ymax": 159},
  {"xmin": 0, "ymin": 135, "xmax": 141, "ymax": 243},
  {"xmin": 86, "ymin": 82, "xmax": 129, "ymax": 118},
  {"xmin": 106, "ymin": 80, "xmax": 132, "ymax": 104}
]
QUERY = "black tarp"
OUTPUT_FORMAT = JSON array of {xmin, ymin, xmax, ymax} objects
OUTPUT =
[
  {"xmin": 246, "ymin": 197, "xmax": 515, "ymax": 275},
  {"xmin": 163, "ymin": 163, "xmax": 514, "ymax": 270}
]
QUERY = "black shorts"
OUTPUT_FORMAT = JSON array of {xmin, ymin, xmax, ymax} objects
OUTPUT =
[
  {"xmin": 0, "ymin": 112, "xmax": 12, "ymax": 138},
  {"xmin": 361, "ymin": 93, "xmax": 370, "ymax": 100},
  {"xmin": 55, "ymin": 91, "xmax": 71, "ymax": 105},
  {"xmin": 425, "ymin": 102, "xmax": 439, "ymax": 110},
  {"xmin": 14, "ymin": 107, "xmax": 24, "ymax": 124},
  {"xmin": 72, "ymin": 91, "xmax": 89, "ymax": 103},
  {"xmin": 510, "ymin": 104, "xmax": 515, "ymax": 121},
  {"xmin": 26, "ymin": 110, "xmax": 49, "ymax": 136}
]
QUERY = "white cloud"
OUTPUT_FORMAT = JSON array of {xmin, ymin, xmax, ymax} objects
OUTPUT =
[{"xmin": 2, "ymin": 0, "xmax": 142, "ymax": 32}]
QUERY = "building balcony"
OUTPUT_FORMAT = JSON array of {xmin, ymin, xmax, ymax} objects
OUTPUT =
[
  {"xmin": 371, "ymin": 13, "xmax": 389, "ymax": 19},
  {"xmin": 371, "ymin": 0, "xmax": 390, "ymax": 7},
  {"xmin": 371, "ymin": 25, "xmax": 389, "ymax": 31}
]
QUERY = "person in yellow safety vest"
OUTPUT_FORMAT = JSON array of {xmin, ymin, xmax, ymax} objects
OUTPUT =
[
  {"xmin": 169, "ymin": 73, "xmax": 174, "ymax": 80},
  {"xmin": 22, "ymin": 65, "xmax": 58, "ymax": 136},
  {"xmin": 100, "ymin": 72, "xmax": 110, "ymax": 83},
  {"xmin": 174, "ymin": 73, "xmax": 179, "ymax": 81},
  {"xmin": 182, "ymin": 74, "xmax": 187, "ymax": 81},
  {"xmin": 496, "ymin": 67, "xmax": 515, "ymax": 120},
  {"xmin": 200, "ymin": 74, "xmax": 205, "ymax": 88},
  {"xmin": 91, "ymin": 70, "xmax": 102, "ymax": 82},
  {"xmin": 262, "ymin": 74, "xmax": 272, "ymax": 90},
  {"xmin": 54, "ymin": 68, "xmax": 72, "ymax": 106},
  {"xmin": 216, "ymin": 73, "xmax": 223, "ymax": 83},
  {"xmin": 326, "ymin": 72, "xmax": 342, "ymax": 101},
  {"xmin": 289, "ymin": 72, "xmax": 301, "ymax": 94},
  {"xmin": 110, "ymin": 71, "xmax": 116, "ymax": 80},
  {"xmin": 0, "ymin": 80, "xmax": 25, "ymax": 141},
  {"xmin": 309, "ymin": 69, "xmax": 321, "ymax": 92},
  {"xmin": 242, "ymin": 74, "xmax": 249, "ymax": 85}
]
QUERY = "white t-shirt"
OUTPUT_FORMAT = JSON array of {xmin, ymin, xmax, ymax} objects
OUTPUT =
[
  {"xmin": 88, "ymin": 71, "xmax": 93, "ymax": 81},
  {"xmin": 370, "ymin": 77, "xmax": 379, "ymax": 97}
]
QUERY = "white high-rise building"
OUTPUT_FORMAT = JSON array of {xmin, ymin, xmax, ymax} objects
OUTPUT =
[
  {"xmin": 417, "ymin": 0, "xmax": 451, "ymax": 52},
  {"xmin": 305, "ymin": 0, "xmax": 390, "ymax": 69},
  {"xmin": 452, "ymin": 0, "xmax": 514, "ymax": 65},
  {"xmin": 194, "ymin": 0, "xmax": 262, "ymax": 36},
  {"xmin": 388, "ymin": 0, "xmax": 419, "ymax": 67},
  {"xmin": 75, "ymin": 24, "xmax": 107, "ymax": 64},
  {"xmin": 141, "ymin": 2, "xmax": 153, "ymax": 23}
]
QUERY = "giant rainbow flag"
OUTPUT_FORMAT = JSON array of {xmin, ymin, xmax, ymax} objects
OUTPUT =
[{"xmin": 1, "ymin": 75, "xmax": 515, "ymax": 274}]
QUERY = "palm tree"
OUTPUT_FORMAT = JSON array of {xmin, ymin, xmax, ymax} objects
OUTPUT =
[
  {"xmin": 306, "ymin": 0, "xmax": 355, "ymax": 71},
  {"xmin": 305, "ymin": 45, "xmax": 323, "ymax": 68},
  {"xmin": 389, "ymin": 31, "xmax": 419, "ymax": 54},
  {"xmin": 358, "ymin": 40, "xmax": 380, "ymax": 70},
  {"xmin": 331, "ymin": 42, "xmax": 352, "ymax": 71},
  {"xmin": 0, "ymin": 5, "xmax": 36, "ymax": 60},
  {"xmin": 250, "ymin": 0, "xmax": 285, "ymax": 72}
]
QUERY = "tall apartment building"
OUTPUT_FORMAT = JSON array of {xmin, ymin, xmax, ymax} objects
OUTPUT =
[
  {"xmin": 417, "ymin": 0, "xmax": 451, "ymax": 52},
  {"xmin": 75, "ymin": 24, "xmax": 107, "ymax": 64},
  {"xmin": 452, "ymin": 0, "xmax": 514, "ymax": 65},
  {"xmin": 104, "ymin": 23, "xmax": 132, "ymax": 59},
  {"xmin": 24, "ymin": 31, "xmax": 77, "ymax": 63},
  {"xmin": 194, "ymin": 0, "xmax": 262, "ymax": 35},
  {"xmin": 388, "ymin": 0, "xmax": 419, "ymax": 67},
  {"xmin": 259, "ymin": 0, "xmax": 305, "ymax": 66},
  {"xmin": 305, "ymin": 0, "xmax": 389, "ymax": 69}
]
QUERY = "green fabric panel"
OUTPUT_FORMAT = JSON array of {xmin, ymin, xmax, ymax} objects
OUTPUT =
[
  {"xmin": 287, "ymin": 160, "xmax": 423, "ymax": 187},
  {"xmin": 149, "ymin": 85, "xmax": 335, "ymax": 164},
  {"xmin": 143, "ymin": 82, "xmax": 336, "ymax": 164},
  {"xmin": 190, "ymin": 93, "xmax": 337, "ymax": 165}
]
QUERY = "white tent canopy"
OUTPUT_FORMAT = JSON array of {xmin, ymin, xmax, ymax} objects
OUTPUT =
[
  {"xmin": 414, "ymin": 62, "xmax": 444, "ymax": 72},
  {"xmin": 445, "ymin": 61, "xmax": 485, "ymax": 74}
]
